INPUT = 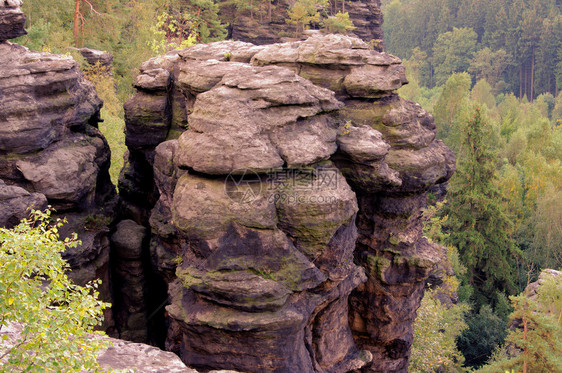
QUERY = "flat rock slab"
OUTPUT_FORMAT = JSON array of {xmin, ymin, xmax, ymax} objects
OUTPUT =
[{"xmin": 0, "ymin": 0, "xmax": 26, "ymax": 41}]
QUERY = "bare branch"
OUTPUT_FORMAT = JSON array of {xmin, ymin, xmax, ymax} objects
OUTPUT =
[{"xmin": 82, "ymin": 0, "xmax": 102, "ymax": 16}]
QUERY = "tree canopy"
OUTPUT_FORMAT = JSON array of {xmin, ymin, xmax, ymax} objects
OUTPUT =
[{"xmin": 0, "ymin": 210, "xmax": 109, "ymax": 372}]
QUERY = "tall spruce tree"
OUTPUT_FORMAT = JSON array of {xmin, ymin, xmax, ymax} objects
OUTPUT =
[{"xmin": 443, "ymin": 106, "xmax": 521, "ymax": 307}]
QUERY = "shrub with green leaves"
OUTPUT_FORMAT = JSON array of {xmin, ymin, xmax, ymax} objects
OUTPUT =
[
  {"xmin": 410, "ymin": 288, "xmax": 470, "ymax": 372},
  {"xmin": 0, "ymin": 210, "xmax": 110, "ymax": 372}
]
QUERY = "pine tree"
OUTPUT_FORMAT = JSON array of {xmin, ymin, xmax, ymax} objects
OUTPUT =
[
  {"xmin": 477, "ymin": 272, "xmax": 562, "ymax": 373},
  {"xmin": 443, "ymin": 106, "xmax": 521, "ymax": 306}
]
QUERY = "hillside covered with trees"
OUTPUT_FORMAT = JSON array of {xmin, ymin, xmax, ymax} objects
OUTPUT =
[{"xmin": 382, "ymin": 0, "xmax": 562, "ymax": 371}]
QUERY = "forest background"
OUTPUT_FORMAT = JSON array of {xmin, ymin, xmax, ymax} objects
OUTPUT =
[{"xmin": 9, "ymin": 0, "xmax": 562, "ymax": 372}]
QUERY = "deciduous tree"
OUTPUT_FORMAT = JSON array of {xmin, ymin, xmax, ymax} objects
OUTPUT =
[{"xmin": 0, "ymin": 210, "xmax": 109, "ymax": 372}]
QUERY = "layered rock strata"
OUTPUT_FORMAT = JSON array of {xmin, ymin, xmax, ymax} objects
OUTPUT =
[
  {"xmin": 0, "ymin": 0, "xmax": 26, "ymax": 41},
  {"xmin": 121, "ymin": 34, "xmax": 454, "ymax": 372},
  {"xmin": 220, "ymin": 0, "xmax": 384, "ymax": 50},
  {"xmin": 0, "ymin": 8, "xmax": 117, "ymax": 332}
]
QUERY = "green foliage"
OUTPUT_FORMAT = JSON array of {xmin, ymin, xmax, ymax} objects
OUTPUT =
[
  {"xmin": 82, "ymin": 63, "xmax": 125, "ymax": 187},
  {"xmin": 471, "ymin": 79, "xmax": 497, "ymax": 112},
  {"xmin": 383, "ymin": 0, "xmax": 562, "ymax": 98},
  {"xmin": 410, "ymin": 289, "xmax": 470, "ymax": 372},
  {"xmin": 287, "ymin": 0, "xmax": 329, "ymax": 33},
  {"xmin": 442, "ymin": 106, "xmax": 521, "ymax": 304},
  {"xmin": 412, "ymin": 206, "xmax": 471, "ymax": 372},
  {"xmin": 432, "ymin": 27, "xmax": 478, "ymax": 86},
  {"xmin": 468, "ymin": 48, "xmax": 512, "ymax": 93},
  {"xmin": 477, "ymin": 272, "xmax": 562, "ymax": 373},
  {"xmin": 149, "ymin": 11, "xmax": 198, "ymax": 54},
  {"xmin": 458, "ymin": 305, "xmax": 509, "ymax": 369},
  {"xmin": 433, "ymin": 72, "xmax": 471, "ymax": 142},
  {"xmin": 0, "ymin": 210, "xmax": 110, "ymax": 372},
  {"xmin": 323, "ymin": 11, "xmax": 355, "ymax": 34},
  {"xmin": 149, "ymin": 0, "xmax": 226, "ymax": 54}
]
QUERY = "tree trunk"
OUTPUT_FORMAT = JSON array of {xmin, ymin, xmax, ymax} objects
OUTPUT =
[
  {"xmin": 74, "ymin": 0, "xmax": 80, "ymax": 47},
  {"xmin": 523, "ymin": 316, "xmax": 528, "ymax": 373},
  {"xmin": 268, "ymin": 0, "xmax": 272, "ymax": 21},
  {"xmin": 520, "ymin": 64, "xmax": 523, "ymax": 100},
  {"xmin": 523, "ymin": 62, "xmax": 529, "ymax": 99},
  {"xmin": 430, "ymin": 62, "xmax": 433, "ymax": 89},
  {"xmin": 530, "ymin": 50, "xmax": 535, "ymax": 102}
]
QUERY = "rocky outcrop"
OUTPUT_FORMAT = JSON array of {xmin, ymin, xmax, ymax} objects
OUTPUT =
[
  {"xmin": 0, "ymin": 0, "xmax": 25, "ymax": 41},
  {"xmin": 219, "ymin": 0, "xmax": 384, "ymax": 50},
  {"xmin": 524, "ymin": 269, "xmax": 561, "ymax": 302},
  {"xmin": 0, "ymin": 12, "xmax": 117, "ymax": 333},
  {"xmin": 1, "ymin": 322, "xmax": 242, "ymax": 373},
  {"xmin": 120, "ymin": 33, "xmax": 454, "ymax": 373},
  {"xmin": 77, "ymin": 47, "xmax": 114, "ymax": 68},
  {"xmin": 0, "ymin": 179, "xmax": 47, "ymax": 227}
]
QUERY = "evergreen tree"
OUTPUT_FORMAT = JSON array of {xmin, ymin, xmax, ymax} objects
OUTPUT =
[
  {"xmin": 442, "ymin": 106, "xmax": 521, "ymax": 306},
  {"xmin": 458, "ymin": 305, "xmax": 509, "ymax": 368},
  {"xmin": 477, "ymin": 272, "xmax": 562, "ymax": 373}
]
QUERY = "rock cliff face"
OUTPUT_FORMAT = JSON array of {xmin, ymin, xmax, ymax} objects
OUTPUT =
[
  {"xmin": 219, "ymin": 0, "xmax": 384, "ymax": 50},
  {"xmin": 121, "ymin": 34, "xmax": 454, "ymax": 373},
  {"xmin": 0, "ymin": 0, "xmax": 26, "ymax": 41},
  {"xmin": 0, "ymin": 1, "xmax": 117, "ymax": 332}
]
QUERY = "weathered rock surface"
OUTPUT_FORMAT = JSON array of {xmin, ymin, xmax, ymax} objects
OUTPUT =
[
  {"xmin": 0, "ymin": 179, "xmax": 47, "ymax": 227},
  {"xmin": 97, "ymin": 335, "xmax": 199, "ymax": 373},
  {"xmin": 120, "ymin": 33, "xmax": 454, "ymax": 373},
  {"xmin": 524, "ymin": 269, "xmax": 561, "ymax": 302},
  {"xmin": 0, "ymin": 42, "xmax": 103, "ymax": 155},
  {"xmin": 219, "ymin": 0, "xmax": 384, "ymax": 50},
  {"xmin": 0, "ymin": 0, "xmax": 25, "ymax": 41},
  {"xmin": 111, "ymin": 220, "xmax": 149, "ymax": 342},
  {"xmin": 1, "ymin": 322, "xmax": 243, "ymax": 373},
  {"xmin": 77, "ymin": 47, "xmax": 114, "ymax": 68},
  {"xmin": 251, "ymin": 34, "xmax": 404, "ymax": 98},
  {"xmin": 0, "ymin": 11, "xmax": 117, "ymax": 334}
]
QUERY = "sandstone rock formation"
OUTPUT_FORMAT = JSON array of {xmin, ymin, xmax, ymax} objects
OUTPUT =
[
  {"xmin": 0, "ymin": 0, "xmax": 26, "ymax": 41},
  {"xmin": 120, "ymin": 33, "xmax": 454, "ymax": 373},
  {"xmin": 77, "ymin": 47, "xmax": 114, "ymax": 68},
  {"xmin": 0, "ymin": 6, "xmax": 117, "ymax": 332},
  {"xmin": 219, "ymin": 0, "xmax": 384, "ymax": 50},
  {"xmin": 524, "ymin": 269, "xmax": 561, "ymax": 302},
  {"xmin": 1, "ymin": 322, "xmax": 243, "ymax": 373}
]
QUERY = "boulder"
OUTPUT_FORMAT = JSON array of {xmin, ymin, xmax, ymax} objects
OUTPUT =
[
  {"xmin": 0, "ymin": 322, "xmax": 200, "ymax": 373},
  {"xmin": 0, "ymin": 0, "xmax": 25, "ymax": 41},
  {"xmin": 251, "ymin": 34, "xmax": 406, "ymax": 98},
  {"xmin": 77, "ymin": 47, "xmax": 113, "ymax": 68},
  {"xmin": 175, "ymin": 65, "xmax": 342, "ymax": 174},
  {"xmin": 0, "ymin": 179, "xmax": 47, "ymax": 227}
]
